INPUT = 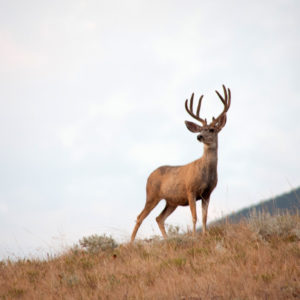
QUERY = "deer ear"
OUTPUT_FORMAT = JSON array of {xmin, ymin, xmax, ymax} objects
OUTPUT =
[
  {"xmin": 185, "ymin": 121, "xmax": 202, "ymax": 133},
  {"xmin": 216, "ymin": 115, "xmax": 227, "ymax": 132}
]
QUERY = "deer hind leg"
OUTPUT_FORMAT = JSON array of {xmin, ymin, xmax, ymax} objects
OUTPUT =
[
  {"xmin": 156, "ymin": 203, "xmax": 177, "ymax": 238},
  {"xmin": 201, "ymin": 198, "xmax": 210, "ymax": 235},
  {"xmin": 130, "ymin": 198, "xmax": 159, "ymax": 242}
]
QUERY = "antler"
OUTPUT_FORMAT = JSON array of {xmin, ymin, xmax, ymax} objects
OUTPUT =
[
  {"xmin": 210, "ymin": 84, "xmax": 231, "ymax": 129},
  {"xmin": 185, "ymin": 93, "xmax": 207, "ymax": 126}
]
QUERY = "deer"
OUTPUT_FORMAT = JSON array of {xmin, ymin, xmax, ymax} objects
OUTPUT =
[{"xmin": 130, "ymin": 85, "xmax": 231, "ymax": 242}]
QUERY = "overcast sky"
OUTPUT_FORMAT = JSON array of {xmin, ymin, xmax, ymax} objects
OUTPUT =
[{"xmin": 0, "ymin": 0, "xmax": 299, "ymax": 259}]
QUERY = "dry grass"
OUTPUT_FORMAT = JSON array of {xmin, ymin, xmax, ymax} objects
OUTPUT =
[{"xmin": 0, "ymin": 213, "xmax": 300, "ymax": 300}]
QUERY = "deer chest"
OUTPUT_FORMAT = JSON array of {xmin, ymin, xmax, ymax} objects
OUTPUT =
[{"xmin": 191, "ymin": 165, "xmax": 218, "ymax": 198}]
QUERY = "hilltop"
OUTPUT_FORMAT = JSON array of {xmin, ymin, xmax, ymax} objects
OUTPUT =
[{"xmin": 0, "ymin": 212, "xmax": 299, "ymax": 299}]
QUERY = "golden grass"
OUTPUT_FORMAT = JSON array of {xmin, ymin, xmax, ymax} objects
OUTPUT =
[{"xmin": 0, "ymin": 215, "xmax": 300, "ymax": 299}]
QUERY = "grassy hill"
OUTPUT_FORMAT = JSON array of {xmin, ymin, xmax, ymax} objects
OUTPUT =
[
  {"xmin": 215, "ymin": 187, "xmax": 300, "ymax": 225},
  {"xmin": 0, "ymin": 212, "xmax": 299, "ymax": 299}
]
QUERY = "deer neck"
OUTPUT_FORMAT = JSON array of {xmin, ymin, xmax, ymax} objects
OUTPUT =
[{"xmin": 202, "ymin": 141, "xmax": 218, "ymax": 167}]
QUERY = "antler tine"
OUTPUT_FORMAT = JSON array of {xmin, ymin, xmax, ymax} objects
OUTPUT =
[
  {"xmin": 215, "ymin": 85, "xmax": 227, "ymax": 105},
  {"xmin": 189, "ymin": 93, "xmax": 194, "ymax": 113},
  {"xmin": 211, "ymin": 84, "xmax": 231, "ymax": 128},
  {"xmin": 227, "ymin": 87, "xmax": 231, "ymax": 111},
  {"xmin": 222, "ymin": 84, "xmax": 227, "ymax": 102},
  {"xmin": 196, "ymin": 95, "xmax": 203, "ymax": 116},
  {"xmin": 185, "ymin": 93, "xmax": 207, "ymax": 126}
]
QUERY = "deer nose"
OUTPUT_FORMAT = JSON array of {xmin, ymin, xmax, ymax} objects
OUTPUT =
[{"xmin": 197, "ymin": 134, "xmax": 203, "ymax": 141}]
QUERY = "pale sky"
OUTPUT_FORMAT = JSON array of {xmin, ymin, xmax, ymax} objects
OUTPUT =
[{"xmin": 0, "ymin": 0, "xmax": 299, "ymax": 259}]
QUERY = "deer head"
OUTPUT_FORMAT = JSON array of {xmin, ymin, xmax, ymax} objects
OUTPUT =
[{"xmin": 184, "ymin": 85, "xmax": 231, "ymax": 146}]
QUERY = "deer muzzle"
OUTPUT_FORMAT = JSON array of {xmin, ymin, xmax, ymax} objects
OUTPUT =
[{"xmin": 197, "ymin": 134, "xmax": 203, "ymax": 142}]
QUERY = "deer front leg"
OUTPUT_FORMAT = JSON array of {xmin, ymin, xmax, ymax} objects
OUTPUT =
[
  {"xmin": 201, "ymin": 198, "xmax": 210, "ymax": 234},
  {"xmin": 188, "ymin": 193, "xmax": 197, "ymax": 236}
]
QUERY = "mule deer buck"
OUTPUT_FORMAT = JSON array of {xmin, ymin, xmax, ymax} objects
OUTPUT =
[{"xmin": 131, "ymin": 85, "xmax": 231, "ymax": 242}]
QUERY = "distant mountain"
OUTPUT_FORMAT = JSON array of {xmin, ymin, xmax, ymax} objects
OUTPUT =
[{"xmin": 214, "ymin": 187, "xmax": 300, "ymax": 224}]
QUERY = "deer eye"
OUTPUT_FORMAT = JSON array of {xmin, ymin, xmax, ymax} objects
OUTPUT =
[{"xmin": 209, "ymin": 128, "xmax": 215, "ymax": 133}]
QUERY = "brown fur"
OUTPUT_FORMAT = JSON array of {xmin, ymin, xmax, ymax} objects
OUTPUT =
[{"xmin": 131, "ymin": 85, "xmax": 231, "ymax": 241}]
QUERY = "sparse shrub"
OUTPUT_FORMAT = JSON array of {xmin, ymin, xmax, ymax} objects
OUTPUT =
[
  {"xmin": 79, "ymin": 234, "xmax": 118, "ymax": 253},
  {"xmin": 166, "ymin": 224, "xmax": 181, "ymax": 236},
  {"xmin": 247, "ymin": 211, "xmax": 300, "ymax": 241}
]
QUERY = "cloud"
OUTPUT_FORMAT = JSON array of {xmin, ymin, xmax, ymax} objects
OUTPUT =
[
  {"xmin": 0, "ymin": 30, "xmax": 47, "ymax": 72},
  {"xmin": 0, "ymin": 202, "xmax": 8, "ymax": 214}
]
